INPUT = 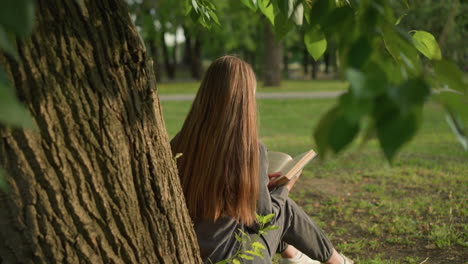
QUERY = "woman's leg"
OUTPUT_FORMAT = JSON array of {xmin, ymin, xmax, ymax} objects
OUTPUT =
[
  {"xmin": 280, "ymin": 245, "xmax": 298, "ymax": 259},
  {"xmin": 280, "ymin": 198, "xmax": 352, "ymax": 264}
]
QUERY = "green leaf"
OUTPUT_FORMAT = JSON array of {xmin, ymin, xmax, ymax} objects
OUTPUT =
[
  {"xmin": 434, "ymin": 91, "xmax": 468, "ymax": 149},
  {"xmin": 383, "ymin": 26, "xmax": 421, "ymax": 76},
  {"xmin": 241, "ymin": 0, "xmax": 257, "ymax": 11},
  {"xmin": 314, "ymin": 106, "xmax": 339, "ymax": 158},
  {"xmin": 434, "ymin": 60, "xmax": 467, "ymax": 93},
  {"xmin": 320, "ymin": 6, "xmax": 354, "ymax": 36},
  {"xmin": 346, "ymin": 64, "xmax": 388, "ymax": 100},
  {"xmin": 0, "ymin": 68, "xmax": 34, "ymax": 128},
  {"xmin": 434, "ymin": 91, "xmax": 468, "ymax": 118},
  {"xmin": 232, "ymin": 259, "xmax": 241, "ymax": 264},
  {"xmin": 328, "ymin": 109, "xmax": 360, "ymax": 153},
  {"xmin": 339, "ymin": 90, "xmax": 373, "ymax": 123},
  {"xmin": 208, "ymin": 10, "xmax": 220, "ymax": 26},
  {"xmin": 234, "ymin": 232, "xmax": 242, "ymax": 242},
  {"xmin": 304, "ymin": 26, "xmax": 327, "ymax": 60},
  {"xmin": 375, "ymin": 98, "xmax": 422, "ymax": 161},
  {"xmin": 445, "ymin": 111, "xmax": 467, "ymax": 150},
  {"xmin": 191, "ymin": 0, "xmax": 199, "ymax": 12},
  {"xmin": 245, "ymin": 250, "xmax": 263, "ymax": 257},
  {"xmin": 347, "ymin": 36, "xmax": 372, "ymax": 68},
  {"xmin": 0, "ymin": 26, "xmax": 19, "ymax": 59},
  {"xmin": 303, "ymin": 1, "xmax": 312, "ymax": 23},
  {"xmin": 263, "ymin": 225, "xmax": 280, "ymax": 231},
  {"xmin": 395, "ymin": 13, "xmax": 406, "ymax": 25},
  {"xmin": 412, "ymin": 30, "xmax": 441, "ymax": 60},
  {"xmin": 239, "ymin": 254, "xmax": 254, "ymax": 260},
  {"xmin": 0, "ymin": 0, "xmax": 35, "ymax": 37},
  {"xmin": 292, "ymin": 3, "xmax": 304, "ymax": 26},
  {"xmin": 259, "ymin": 0, "xmax": 275, "ymax": 25},
  {"xmin": 346, "ymin": 69, "xmax": 366, "ymax": 96},
  {"xmin": 274, "ymin": 13, "xmax": 294, "ymax": 39},
  {"xmin": 309, "ymin": 0, "xmax": 335, "ymax": 27},
  {"xmin": 389, "ymin": 78, "xmax": 430, "ymax": 112},
  {"xmin": 252, "ymin": 241, "xmax": 266, "ymax": 250},
  {"xmin": 258, "ymin": 213, "xmax": 274, "ymax": 224}
]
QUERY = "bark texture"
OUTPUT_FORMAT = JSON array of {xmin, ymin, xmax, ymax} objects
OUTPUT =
[{"xmin": 0, "ymin": 1, "xmax": 201, "ymax": 263}]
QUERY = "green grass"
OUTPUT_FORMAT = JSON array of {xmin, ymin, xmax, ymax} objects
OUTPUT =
[
  {"xmin": 157, "ymin": 80, "xmax": 347, "ymax": 94},
  {"xmin": 160, "ymin": 83, "xmax": 467, "ymax": 264}
]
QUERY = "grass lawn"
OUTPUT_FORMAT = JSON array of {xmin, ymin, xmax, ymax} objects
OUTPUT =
[
  {"xmin": 157, "ymin": 80, "xmax": 347, "ymax": 94},
  {"xmin": 160, "ymin": 87, "xmax": 467, "ymax": 263}
]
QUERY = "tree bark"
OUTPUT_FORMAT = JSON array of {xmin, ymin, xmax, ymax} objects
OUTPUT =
[
  {"xmin": 0, "ymin": 1, "xmax": 201, "ymax": 263},
  {"xmin": 263, "ymin": 21, "xmax": 282, "ymax": 87}
]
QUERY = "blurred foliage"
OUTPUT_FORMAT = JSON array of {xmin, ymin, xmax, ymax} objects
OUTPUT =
[
  {"xmin": 391, "ymin": 0, "xmax": 467, "ymax": 69},
  {"xmin": 187, "ymin": 0, "xmax": 467, "ymax": 161},
  {"xmin": 0, "ymin": 0, "xmax": 34, "ymax": 128}
]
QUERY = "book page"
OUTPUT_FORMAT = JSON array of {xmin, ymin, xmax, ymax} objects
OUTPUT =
[
  {"xmin": 281, "ymin": 151, "xmax": 315, "ymax": 180},
  {"xmin": 267, "ymin": 152, "xmax": 293, "ymax": 174},
  {"xmin": 268, "ymin": 150, "xmax": 317, "ymax": 187}
]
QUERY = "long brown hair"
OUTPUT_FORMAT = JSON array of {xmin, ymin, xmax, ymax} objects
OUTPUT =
[{"xmin": 173, "ymin": 56, "xmax": 259, "ymax": 226}]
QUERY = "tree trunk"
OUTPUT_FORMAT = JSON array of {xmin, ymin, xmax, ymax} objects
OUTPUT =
[
  {"xmin": 190, "ymin": 35, "xmax": 202, "ymax": 80},
  {"xmin": 0, "ymin": 1, "xmax": 201, "ymax": 263},
  {"xmin": 147, "ymin": 39, "xmax": 161, "ymax": 82},
  {"xmin": 263, "ymin": 21, "xmax": 282, "ymax": 87},
  {"xmin": 302, "ymin": 46, "xmax": 309, "ymax": 76},
  {"xmin": 183, "ymin": 26, "xmax": 192, "ymax": 67},
  {"xmin": 311, "ymin": 59, "xmax": 318, "ymax": 80},
  {"xmin": 161, "ymin": 30, "xmax": 175, "ymax": 80},
  {"xmin": 324, "ymin": 52, "xmax": 330, "ymax": 75},
  {"xmin": 283, "ymin": 51, "xmax": 290, "ymax": 79}
]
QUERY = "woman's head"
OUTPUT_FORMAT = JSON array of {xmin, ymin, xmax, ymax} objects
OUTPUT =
[{"xmin": 173, "ymin": 56, "xmax": 259, "ymax": 226}]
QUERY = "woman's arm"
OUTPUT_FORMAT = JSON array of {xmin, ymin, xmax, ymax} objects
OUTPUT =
[{"xmin": 256, "ymin": 143, "xmax": 290, "ymax": 218}]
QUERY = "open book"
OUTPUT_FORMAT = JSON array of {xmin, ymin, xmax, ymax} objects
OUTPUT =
[{"xmin": 267, "ymin": 150, "xmax": 317, "ymax": 187}]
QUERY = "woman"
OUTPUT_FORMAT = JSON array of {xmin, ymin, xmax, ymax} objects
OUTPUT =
[{"xmin": 171, "ymin": 56, "xmax": 352, "ymax": 264}]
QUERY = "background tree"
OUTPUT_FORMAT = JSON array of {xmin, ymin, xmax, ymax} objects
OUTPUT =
[{"xmin": 263, "ymin": 20, "xmax": 283, "ymax": 86}]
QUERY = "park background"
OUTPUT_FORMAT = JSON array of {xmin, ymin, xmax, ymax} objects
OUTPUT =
[
  {"xmin": 0, "ymin": 0, "xmax": 466, "ymax": 263},
  {"xmin": 136, "ymin": 0, "xmax": 468, "ymax": 263}
]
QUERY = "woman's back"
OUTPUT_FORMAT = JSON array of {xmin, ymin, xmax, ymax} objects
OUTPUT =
[{"xmin": 171, "ymin": 56, "xmax": 260, "ymax": 227}]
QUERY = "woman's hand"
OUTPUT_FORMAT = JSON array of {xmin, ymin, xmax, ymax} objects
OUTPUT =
[{"xmin": 267, "ymin": 172, "xmax": 282, "ymax": 189}]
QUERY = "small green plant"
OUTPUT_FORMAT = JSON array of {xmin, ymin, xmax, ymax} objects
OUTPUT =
[{"xmin": 215, "ymin": 213, "xmax": 279, "ymax": 264}]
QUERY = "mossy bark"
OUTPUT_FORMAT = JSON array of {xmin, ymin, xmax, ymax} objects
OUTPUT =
[{"xmin": 0, "ymin": 0, "xmax": 201, "ymax": 263}]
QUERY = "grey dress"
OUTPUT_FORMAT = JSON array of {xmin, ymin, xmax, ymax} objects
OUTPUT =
[{"xmin": 171, "ymin": 138, "xmax": 333, "ymax": 263}]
